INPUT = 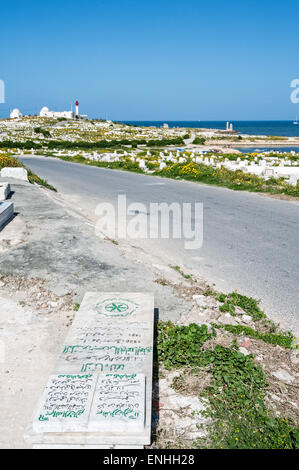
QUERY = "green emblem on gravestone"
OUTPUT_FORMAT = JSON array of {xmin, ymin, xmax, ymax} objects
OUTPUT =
[{"xmin": 96, "ymin": 298, "xmax": 139, "ymax": 317}]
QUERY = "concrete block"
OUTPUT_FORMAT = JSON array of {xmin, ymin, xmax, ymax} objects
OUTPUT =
[
  {"xmin": 0, "ymin": 183, "xmax": 11, "ymax": 200},
  {"xmin": 0, "ymin": 167, "xmax": 28, "ymax": 181},
  {"xmin": 0, "ymin": 201, "xmax": 14, "ymax": 231}
]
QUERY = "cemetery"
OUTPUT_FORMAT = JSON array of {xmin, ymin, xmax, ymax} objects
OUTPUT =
[
  {"xmin": 1, "ymin": 116, "xmax": 299, "ymax": 197},
  {"xmin": 41, "ymin": 148, "xmax": 299, "ymax": 197}
]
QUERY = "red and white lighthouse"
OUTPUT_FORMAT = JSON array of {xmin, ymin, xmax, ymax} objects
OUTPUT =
[{"xmin": 75, "ymin": 100, "xmax": 79, "ymax": 119}]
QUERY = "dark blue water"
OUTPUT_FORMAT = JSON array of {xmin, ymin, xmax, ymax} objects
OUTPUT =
[
  {"xmin": 122, "ymin": 121, "xmax": 299, "ymax": 137},
  {"xmin": 237, "ymin": 147, "xmax": 299, "ymax": 153}
]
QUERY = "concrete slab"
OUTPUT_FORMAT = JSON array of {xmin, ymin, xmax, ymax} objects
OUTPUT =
[{"xmin": 25, "ymin": 292, "xmax": 154, "ymax": 446}]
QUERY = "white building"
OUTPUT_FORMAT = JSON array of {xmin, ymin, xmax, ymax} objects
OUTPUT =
[
  {"xmin": 39, "ymin": 106, "xmax": 74, "ymax": 119},
  {"xmin": 10, "ymin": 108, "xmax": 23, "ymax": 119}
]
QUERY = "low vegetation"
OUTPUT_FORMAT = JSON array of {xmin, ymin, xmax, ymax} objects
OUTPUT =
[
  {"xmin": 13, "ymin": 149, "xmax": 298, "ymax": 199},
  {"xmin": 192, "ymin": 137, "xmax": 206, "ymax": 145},
  {"xmin": 216, "ymin": 292, "xmax": 265, "ymax": 321},
  {"xmin": 34, "ymin": 127, "xmax": 51, "ymax": 138},
  {"xmin": 213, "ymin": 290, "xmax": 294, "ymax": 348},
  {"xmin": 215, "ymin": 324, "xmax": 294, "ymax": 349},
  {"xmin": 157, "ymin": 322, "xmax": 298, "ymax": 449},
  {"xmin": 26, "ymin": 151, "xmax": 297, "ymax": 198},
  {"xmin": 154, "ymin": 276, "xmax": 298, "ymax": 449},
  {"xmin": 0, "ymin": 137, "xmax": 185, "ymax": 151},
  {"xmin": 156, "ymin": 161, "xmax": 299, "ymax": 198}
]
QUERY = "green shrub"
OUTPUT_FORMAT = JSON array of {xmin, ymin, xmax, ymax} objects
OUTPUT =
[
  {"xmin": 157, "ymin": 322, "xmax": 299, "ymax": 449},
  {"xmin": 214, "ymin": 324, "xmax": 294, "ymax": 349},
  {"xmin": 157, "ymin": 322, "xmax": 214, "ymax": 369},
  {"xmin": 192, "ymin": 137, "xmax": 206, "ymax": 145}
]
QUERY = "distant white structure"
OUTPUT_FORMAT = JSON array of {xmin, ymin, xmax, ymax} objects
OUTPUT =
[
  {"xmin": 39, "ymin": 101, "xmax": 87, "ymax": 119},
  {"xmin": 39, "ymin": 106, "xmax": 74, "ymax": 119},
  {"xmin": 10, "ymin": 108, "xmax": 22, "ymax": 119}
]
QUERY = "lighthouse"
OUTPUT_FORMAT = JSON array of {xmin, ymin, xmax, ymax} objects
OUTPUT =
[{"xmin": 75, "ymin": 100, "xmax": 79, "ymax": 119}]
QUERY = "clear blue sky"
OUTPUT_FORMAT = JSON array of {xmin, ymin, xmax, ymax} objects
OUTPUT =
[{"xmin": 0, "ymin": 0, "xmax": 298, "ymax": 120}]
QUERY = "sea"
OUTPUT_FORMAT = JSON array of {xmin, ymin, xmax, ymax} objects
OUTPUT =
[
  {"xmin": 121, "ymin": 121, "xmax": 299, "ymax": 137},
  {"xmin": 121, "ymin": 121, "xmax": 299, "ymax": 153}
]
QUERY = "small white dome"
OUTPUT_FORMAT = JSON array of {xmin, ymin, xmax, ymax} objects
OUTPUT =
[
  {"xmin": 10, "ymin": 108, "xmax": 22, "ymax": 119},
  {"xmin": 40, "ymin": 106, "xmax": 49, "ymax": 113}
]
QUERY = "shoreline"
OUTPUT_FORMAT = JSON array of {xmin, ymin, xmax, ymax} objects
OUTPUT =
[{"xmin": 231, "ymin": 142, "xmax": 299, "ymax": 148}]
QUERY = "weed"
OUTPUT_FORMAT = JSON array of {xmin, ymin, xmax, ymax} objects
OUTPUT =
[
  {"xmin": 196, "ymin": 346, "xmax": 298, "ymax": 449},
  {"xmin": 217, "ymin": 292, "xmax": 265, "ymax": 321},
  {"xmin": 169, "ymin": 265, "xmax": 194, "ymax": 281},
  {"xmin": 155, "ymin": 278, "xmax": 169, "ymax": 286},
  {"xmin": 214, "ymin": 323, "xmax": 294, "ymax": 349},
  {"xmin": 157, "ymin": 322, "xmax": 299, "ymax": 448},
  {"xmin": 157, "ymin": 322, "xmax": 214, "ymax": 369}
]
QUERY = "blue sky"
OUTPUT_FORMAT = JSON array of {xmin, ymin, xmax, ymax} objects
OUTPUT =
[{"xmin": 0, "ymin": 0, "xmax": 298, "ymax": 120}]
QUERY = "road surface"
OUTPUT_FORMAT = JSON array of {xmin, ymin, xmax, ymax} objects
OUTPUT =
[{"xmin": 21, "ymin": 156, "xmax": 299, "ymax": 334}]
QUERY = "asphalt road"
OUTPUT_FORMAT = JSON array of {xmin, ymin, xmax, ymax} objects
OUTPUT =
[{"xmin": 21, "ymin": 156, "xmax": 299, "ymax": 334}]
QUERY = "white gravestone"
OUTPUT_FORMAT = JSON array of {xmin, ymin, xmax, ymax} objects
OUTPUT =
[
  {"xmin": 61, "ymin": 323, "xmax": 153, "ymax": 375},
  {"xmin": 25, "ymin": 292, "xmax": 154, "ymax": 447},
  {"xmin": 0, "ymin": 183, "xmax": 10, "ymax": 200},
  {"xmin": 33, "ymin": 374, "xmax": 97, "ymax": 433},
  {"xmin": 0, "ymin": 167, "xmax": 28, "ymax": 181},
  {"xmin": 89, "ymin": 373, "xmax": 145, "ymax": 432}
]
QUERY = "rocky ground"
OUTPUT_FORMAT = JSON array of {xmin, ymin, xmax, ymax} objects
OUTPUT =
[
  {"xmin": 0, "ymin": 179, "xmax": 298, "ymax": 448},
  {"xmin": 151, "ymin": 287, "xmax": 299, "ymax": 448}
]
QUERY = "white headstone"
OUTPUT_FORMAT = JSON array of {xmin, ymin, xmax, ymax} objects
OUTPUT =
[
  {"xmin": 33, "ymin": 374, "xmax": 97, "ymax": 433},
  {"xmin": 0, "ymin": 167, "xmax": 28, "ymax": 181},
  {"xmin": 89, "ymin": 373, "xmax": 145, "ymax": 432},
  {"xmin": 25, "ymin": 292, "xmax": 154, "ymax": 447},
  {"xmin": 289, "ymin": 175, "xmax": 298, "ymax": 186},
  {"xmin": 0, "ymin": 183, "xmax": 10, "ymax": 201}
]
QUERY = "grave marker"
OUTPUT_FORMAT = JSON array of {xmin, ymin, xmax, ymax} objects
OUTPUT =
[
  {"xmin": 0, "ymin": 167, "xmax": 28, "ymax": 181},
  {"xmin": 25, "ymin": 292, "xmax": 154, "ymax": 447},
  {"xmin": 33, "ymin": 374, "xmax": 97, "ymax": 433},
  {"xmin": 89, "ymin": 373, "xmax": 145, "ymax": 432},
  {"xmin": 0, "ymin": 182, "xmax": 10, "ymax": 200}
]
